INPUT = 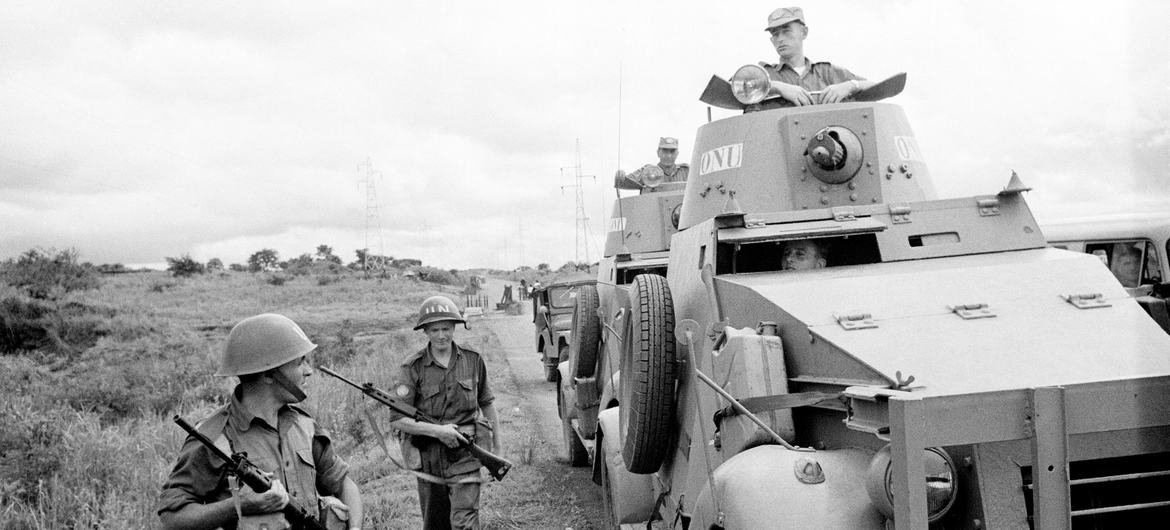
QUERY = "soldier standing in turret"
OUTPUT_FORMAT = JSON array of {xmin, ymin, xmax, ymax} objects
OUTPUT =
[
  {"xmin": 761, "ymin": 6, "xmax": 877, "ymax": 105},
  {"xmin": 622, "ymin": 137, "xmax": 689, "ymax": 190}
]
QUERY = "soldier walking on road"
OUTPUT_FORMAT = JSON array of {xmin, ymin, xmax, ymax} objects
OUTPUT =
[
  {"xmin": 387, "ymin": 296, "xmax": 501, "ymax": 529},
  {"xmin": 158, "ymin": 313, "xmax": 363, "ymax": 530}
]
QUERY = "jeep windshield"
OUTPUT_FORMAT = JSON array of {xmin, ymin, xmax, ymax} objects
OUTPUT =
[{"xmin": 547, "ymin": 286, "xmax": 577, "ymax": 309}]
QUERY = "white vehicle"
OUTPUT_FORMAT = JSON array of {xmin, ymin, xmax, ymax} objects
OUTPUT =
[{"xmin": 1042, "ymin": 212, "xmax": 1170, "ymax": 332}]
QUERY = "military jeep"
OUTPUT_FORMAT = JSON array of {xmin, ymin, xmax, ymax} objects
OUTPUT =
[{"xmin": 532, "ymin": 278, "xmax": 596, "ymax": 382}]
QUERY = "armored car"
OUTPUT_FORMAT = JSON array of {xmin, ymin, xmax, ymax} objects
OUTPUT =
[{"xmin": 564, "ymin": 65, "xmax": 1170, "ymax": 529}]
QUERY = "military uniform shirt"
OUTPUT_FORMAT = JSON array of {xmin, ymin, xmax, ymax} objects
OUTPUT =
[
  {"xmin": 389, "ymin": 343, "xmax": 494, "ymax": 427},
  {"xmin": 157, "ymin": 386, "xmax": 350, "ymax": 522},
  {"xmin": 762, "ymin": 57, "xmax": 863, "ymax": 92}
]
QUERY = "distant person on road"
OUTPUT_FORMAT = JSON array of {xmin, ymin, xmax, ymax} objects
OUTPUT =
[
  {"xmin": 782, "ymin": 239, "xmax": 829, "ymax": 271},
  {"xmin": 760, "ymin": 6, "xmax": 876, "ymax": 105},
  {"xmin": 387, "ymin": 296, "xmax": 501, "ymax": 529},
  {"xmin": 157, "ymin": 313, "xmax": 363, "ymax": 530},
  {"xmin": 618, "ymin": 137, "xmax": 689, "ymax": 191}
]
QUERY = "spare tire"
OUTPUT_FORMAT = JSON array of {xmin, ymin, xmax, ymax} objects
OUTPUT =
[
  {"xmin": 621, "ymin": 274, "xmax": 676, "ymax": 474},
  {"xmin": 569, "ymin": 284, "xmax": 601, "ymax": 379}
]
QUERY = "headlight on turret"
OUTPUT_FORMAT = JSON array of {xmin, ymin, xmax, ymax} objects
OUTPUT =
[
  {"xmin": 865, "ymin": 445, "xmax": 958, "ymax": 523},
  {"xmin": 730, "ymin": 64, "xmax": 771, "ymax": 105}
]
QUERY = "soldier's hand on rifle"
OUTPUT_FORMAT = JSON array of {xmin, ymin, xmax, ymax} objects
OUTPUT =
[
  {"xmin": 433, "ymin": 423, "xmax": 468, "ymax": 448},
  {"xmin": 238, "ymin": 476, "xmax": 290, "ymax": 515}
]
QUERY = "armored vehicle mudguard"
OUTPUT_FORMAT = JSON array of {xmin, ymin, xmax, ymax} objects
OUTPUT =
[{"xmin": 588, "ymin": 70, "xmax": 1170, "ymax": 529}]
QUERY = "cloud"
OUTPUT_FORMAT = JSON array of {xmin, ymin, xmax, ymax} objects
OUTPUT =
[{"xmin": 1, "ymin": 0, "xmax": 1167, "ymax": 270}]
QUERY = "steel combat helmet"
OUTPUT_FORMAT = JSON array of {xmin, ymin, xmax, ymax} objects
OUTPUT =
[
  {"xmin": 414, "ymin": 295, "xmax": 466, "ymax": 330},
  {"xmin": 216, "ymin": 313, "xmax": 317, "ymax": 377}
]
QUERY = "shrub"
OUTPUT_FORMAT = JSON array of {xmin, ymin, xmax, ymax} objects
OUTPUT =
[
  {"xmin": 0, "ymin": 396, "xmax": 66, "ymax": 502},
  {"xmin": 314, "ymin": 319, "xmax": 357, "ymax": 366},
  {"xmin": 205, "ymin": 258, "xmax": 224, "ymax": 272},
  {"xmin": 0, "ymin": 295, "xmax": 52, "ymax": 352},
  {"xmin": 0, "ymin": 248, "xmax": 100, "ymax": 300},
  {"xmin": 58, "ymin": 335, "xmax": 219, "ymax": 423},
  {"xmin": 165, "ymin": 254, "xmax": 205, "ymax": 278},
  {"xmin": 416, "ymin": 266, "xmax": 457, "ymax": 285},
  {"xmin": 247, "ymin": 249, "xmax": 280, "ymax": 272},
  {"xmin": 149, "ymin": 279, "xmax": 178, "ymax": 293},
  {"xmin": 266, "ymin": 274, "xmax": 288, "ymax": 286}
]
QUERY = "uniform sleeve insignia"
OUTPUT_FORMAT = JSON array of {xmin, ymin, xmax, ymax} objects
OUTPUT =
[{"xmin": 396, "ymin": 384, "xmax": 412, "ymax": 397}]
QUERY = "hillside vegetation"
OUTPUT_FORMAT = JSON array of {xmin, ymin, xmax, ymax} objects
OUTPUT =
[{"xmin": 0, "ymin": 253, "xmax": 593, "ymax": 529}]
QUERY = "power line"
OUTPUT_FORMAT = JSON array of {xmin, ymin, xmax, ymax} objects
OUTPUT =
[
  {"xmin": 357, "ymin": 157, "xmax": 385, "ymax": 265},
  {"xmin": 560, "ymin": 139, "xmax": 595, "ymax": 265}
]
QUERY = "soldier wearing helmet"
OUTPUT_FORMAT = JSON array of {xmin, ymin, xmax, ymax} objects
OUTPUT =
[
  {"xmin": 385, "ymin": 296, "xmax": 500, "ymax": 529},
  {"xmin": 158, "ymin": 313, "xmax": 364, "ymax": 530},
  {"xmin": 760, "ymin": 6, "xmax": 877, "ymax": 105},
  {"xmin": 617, "ymin": 137, "xmax": 690, "ymax": 192}
]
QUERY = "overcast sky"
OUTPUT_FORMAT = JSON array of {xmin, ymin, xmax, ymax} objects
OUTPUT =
[{"xmin": 2, "ymin": 0, "xmax": 1167, "ymax": 270}]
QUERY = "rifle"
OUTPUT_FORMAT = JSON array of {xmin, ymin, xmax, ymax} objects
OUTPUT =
[
  {"xmin": 172, "ymin": 416, "xmax": 328, "ymax": 530},
  {"xmin": 318, "ymin": 366, "xmax": 512, "ymax": 481}
]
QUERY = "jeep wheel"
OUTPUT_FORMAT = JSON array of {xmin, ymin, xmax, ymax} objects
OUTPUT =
[
  {"xmin": 569, "ymin": 284, "xmax": 601, "ymax": 378},
  {"xmin": 620, "ymin": 274, "xmax": 676, "ymax": 474},
  {"xmin": 559, "ymin": 378, "xmax": 590, "ymax": 467}
]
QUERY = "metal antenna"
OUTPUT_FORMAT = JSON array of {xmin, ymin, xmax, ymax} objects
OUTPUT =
[
  {"xmin": 614, "ymin": 63, "xmax": 629, "ymax": 252},
  {"xmin": 561, "ymin": 139, "xmax": 595, "ymax": 266},
  {"xmin": 358, "ymin": 157, "xmax": 385, "ymax": 270}
]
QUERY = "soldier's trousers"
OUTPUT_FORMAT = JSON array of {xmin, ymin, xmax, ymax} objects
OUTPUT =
[
  {"xmin": 417, "ymin": 438, "xmax": 483, "ymax": 530},
  {"xmin": 417, "ymin": 475, "xmax": 481, "ymax": 530}
]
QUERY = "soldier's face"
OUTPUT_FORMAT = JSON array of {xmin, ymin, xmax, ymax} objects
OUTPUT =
[
  {"xmin": 658, "ymin": 148, "xmax": 678, "ymax": 166},
  {"xmin": 783, "ymin": 240, "xmax": 825, "ymax": 271},
  {"xmin": 271, "ymin": 355, "xmax": 312, "ymax": 402},
  {"xmin": 424, "ymin": 321, "xmax": 455, "ymax": 351},
  {"xmin": 768, "ymin": 22, "xmax": 806, "ymax": 60}
]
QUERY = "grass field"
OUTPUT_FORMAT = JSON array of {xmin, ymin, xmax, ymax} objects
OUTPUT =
[{"xmin": 0, "ymin": 268, "xmax": 595, "ymax": 529}]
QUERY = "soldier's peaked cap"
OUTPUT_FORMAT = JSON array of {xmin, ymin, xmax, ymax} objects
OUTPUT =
[
  {"xmin": 765, "ymin": 7, "xmax": 805, "ymax": 31},
  {"xmin": 658, "ymin": 137, "xmax": 679, "ymax": 149}
]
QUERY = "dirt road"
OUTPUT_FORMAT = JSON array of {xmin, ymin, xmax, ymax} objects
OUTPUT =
[{"xmin": 471, "ymin": 279, "xmax": 606, "ymax": 529}]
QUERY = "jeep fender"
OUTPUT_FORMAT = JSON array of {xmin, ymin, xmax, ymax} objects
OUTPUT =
[
  {"xmin": 594, "ymin": 407, "xmax": 655, "ymax": 523},
  {"xmin": 689, "ymin": 445, "xmax": 883, "ymax": 529}
]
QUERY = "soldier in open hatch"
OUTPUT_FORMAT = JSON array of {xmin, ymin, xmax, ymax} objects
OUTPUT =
[
  {"xmin": 782, "ymin": 239, "xmax": 829, "ymax": 271},
  {"xmin": 158, "ymin": 313, "xmax": 363, "ymax": 530},
  {"xmin": 386, "ymin": 295, "xmax": 501, "ymax": 530},
  {"xmin": 761, "ymin": 6, "xmax": 877, "ymax": 105},
  {"xmin": 620, "ymin": 137, "xmax": 689, "ymax": 190}
]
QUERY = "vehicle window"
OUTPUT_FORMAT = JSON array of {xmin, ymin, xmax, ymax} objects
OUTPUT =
[
  {"xmin": 547, "ymin": 287, "xmax": 577, "ymax": 309},
  {"xmin": 1085, "ymin": 240, "xmax": 1158, "ymax": 288},
  {"xmin": 717, "ymin": 233, "xmax": 880, "ymax": 274},
  {"xmin": 1146, "ymin": 241, "xmax": 1163, "ymax": 284}
]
